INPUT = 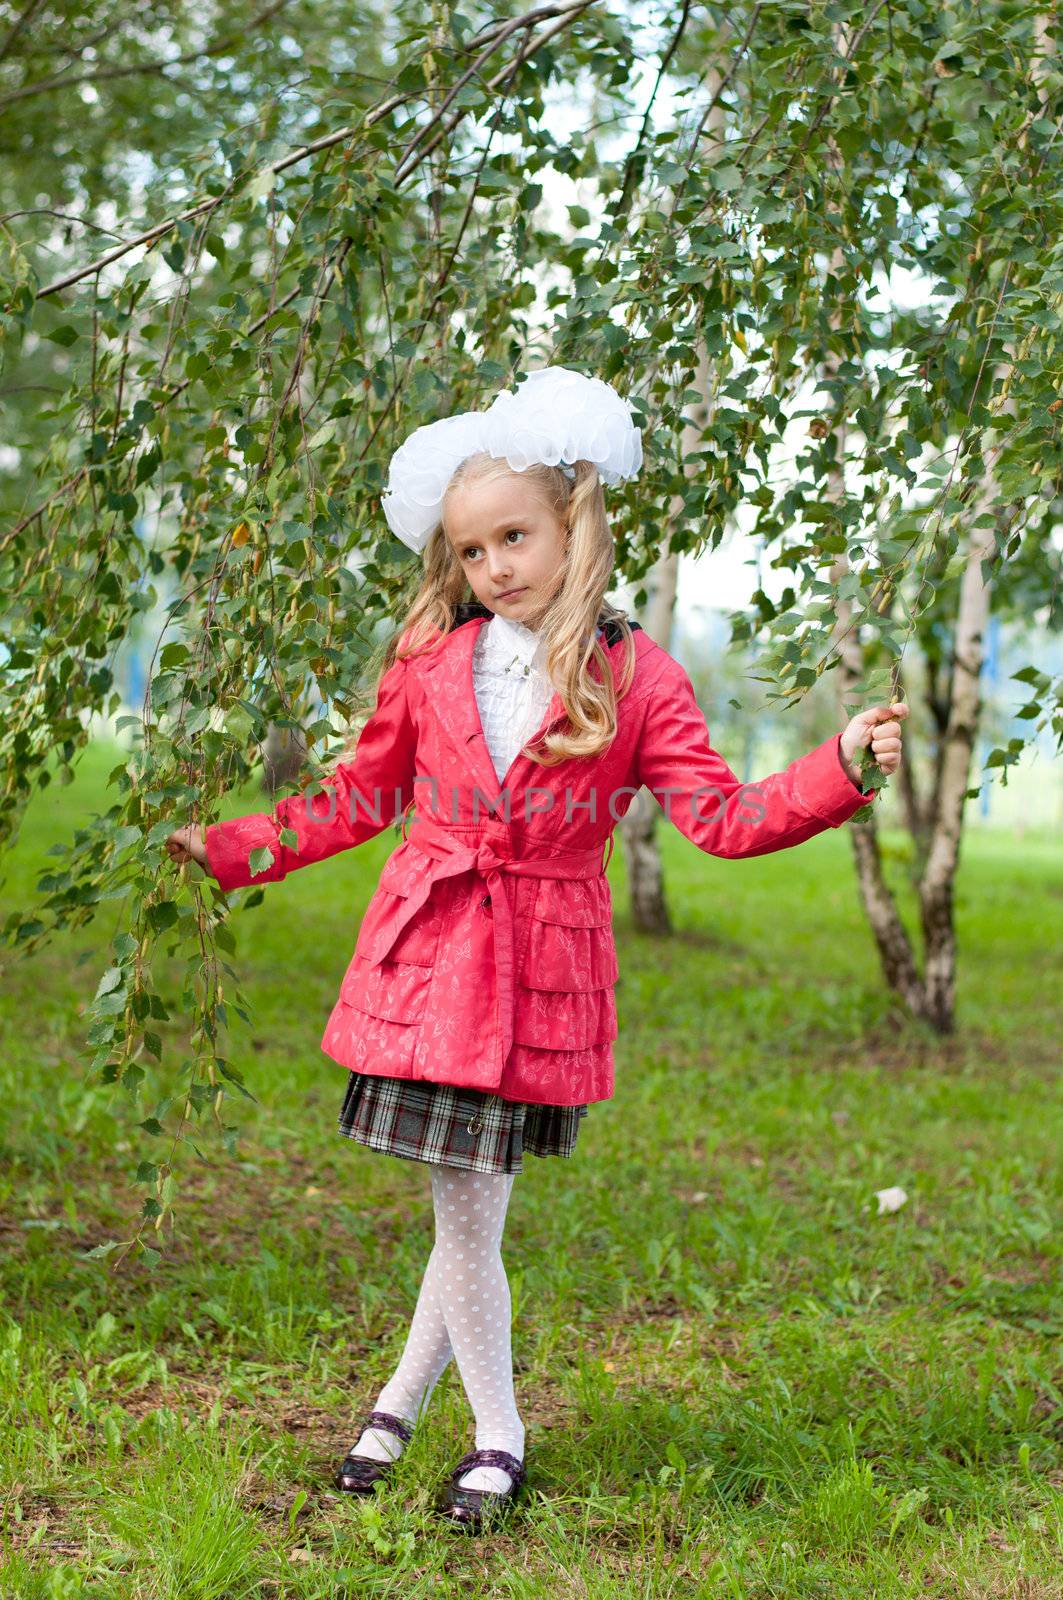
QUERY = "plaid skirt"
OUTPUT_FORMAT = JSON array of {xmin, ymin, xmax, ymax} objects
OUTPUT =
[{"xmin": 336, "ymin": 1070, "xmax": 588, "ymax": 1175}]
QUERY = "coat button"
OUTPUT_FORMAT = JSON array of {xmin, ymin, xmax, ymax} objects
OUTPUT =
[{"xmin": 480, "ymin": 893, "xmax": 491, "ymax": 909}]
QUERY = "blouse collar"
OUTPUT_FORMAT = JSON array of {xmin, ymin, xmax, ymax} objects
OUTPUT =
[
  {"xmin": 478, "ymin": 607, "xmax": 606, "ymax": 678},
  {"xmin": 482, "ymin": 610, "xmax": 546, "ymax": 670}
]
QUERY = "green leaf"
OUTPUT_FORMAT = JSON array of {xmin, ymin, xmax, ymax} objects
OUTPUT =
[
  {"xmin": 97, "ymin": 881, "xmax": 134, "ymax": 902},
  {"xmin": 135, "ymin": 446, "xmax": 161, "ymax": 484},
  {"xmin": 308, "ymin": 420, "xmax": 336, "ymax": 449},
  {"xmin": 247, "ymin": 167, "xmax": 276, "ymax": 203},
  {"xmin": 218, "ymin": 1059, "xmax": 259, "ymax": 1102},
  {"xmin": 248, "ymin": 846, "xmax": 275, "ymax": 876},
  {"xmin": 708, "ymin": 164, "xmax": 742, "ymax": 192},
  {"xmin": 147, "ymin": 900, "xmax": 178, "ymax": 932}
]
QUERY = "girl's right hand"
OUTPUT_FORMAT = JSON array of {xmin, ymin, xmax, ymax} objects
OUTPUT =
[{"xmin": 165, "ymin": 824, "xmax": 210, "ymax": 871}]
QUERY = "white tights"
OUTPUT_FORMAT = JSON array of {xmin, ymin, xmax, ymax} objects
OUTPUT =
[{"xmin": 351, "ymin": 1164, "xmax": 524, "ymax": 1493}]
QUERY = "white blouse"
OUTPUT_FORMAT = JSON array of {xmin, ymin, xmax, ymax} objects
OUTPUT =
[
  {"xmin": 471, "ymin": 612, "xmax": 556, "ymax": 784},
  {"xmin": 470, "ymin": 611, "xmax": 606, "ymax": 783}
]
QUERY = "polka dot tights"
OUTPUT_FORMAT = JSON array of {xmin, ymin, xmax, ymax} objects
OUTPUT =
[{"xmin": 350, "ymin": 1165, "xmax": 524, "ymax": 1493}]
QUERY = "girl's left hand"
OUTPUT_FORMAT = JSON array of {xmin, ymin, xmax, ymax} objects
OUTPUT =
[{"xmin": 840, "ymin": 701, "xmax": 909, "ymax": 783}]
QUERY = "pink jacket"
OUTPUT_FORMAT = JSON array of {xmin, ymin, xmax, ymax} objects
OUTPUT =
[{"xmin": 204, "ymin": 613, "xmax": 875, "ymax": 1106}]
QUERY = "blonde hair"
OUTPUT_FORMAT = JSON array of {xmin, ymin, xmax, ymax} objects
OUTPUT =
[{"xmin": 323, "ymin": 453, "xmax": 638, "ymax": 777}]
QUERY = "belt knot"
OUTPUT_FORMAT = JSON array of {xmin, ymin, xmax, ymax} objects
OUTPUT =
[{"xmin": 473, "ymin": 841, "xmax": 510, "ymax": 875}]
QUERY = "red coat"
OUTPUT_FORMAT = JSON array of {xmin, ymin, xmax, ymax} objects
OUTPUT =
[{"xmin": 204, "ymin": 615, "xmax": 875, "ymax": 1105}]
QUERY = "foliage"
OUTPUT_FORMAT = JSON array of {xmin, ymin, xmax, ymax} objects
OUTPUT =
[{"xmin": 1, "ymin": 1, "xmax": 1061, "ymax": 1255}]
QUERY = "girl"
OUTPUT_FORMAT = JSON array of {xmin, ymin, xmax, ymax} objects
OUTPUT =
[{"xmin": 166, "ymin": 365, "xmax": 907, "ymax": 1535}]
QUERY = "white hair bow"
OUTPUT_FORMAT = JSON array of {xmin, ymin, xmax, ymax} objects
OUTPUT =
[{"xmin": 380, "ymin": 365, "xmax": 643, "ymax": 553}]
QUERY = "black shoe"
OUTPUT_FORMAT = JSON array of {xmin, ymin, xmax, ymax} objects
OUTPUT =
[
  {"xmin": 433, "ymin": 1447, "xmax": 527, "ymax": 1533},
  {"xmin": 334, "ymin": 1409, "xmax": 414, "ymax": 1495}
]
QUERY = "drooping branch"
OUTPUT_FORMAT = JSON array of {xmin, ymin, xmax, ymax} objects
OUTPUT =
[
  {"xmin": 0, "ymin": 0, "xmax": 293, "ymax": 110},
  {"xmin": 35, "ymin": 0, "xmax": 602, "ymax": 299}
]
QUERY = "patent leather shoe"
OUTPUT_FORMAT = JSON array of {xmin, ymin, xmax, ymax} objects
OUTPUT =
[
  {"xmin": 433, "ymin": 1447, "xmax": 527, "ymax": 1532},
  {"xmin": 333, "ymin": 1409, "xmax": 414, "ymax": 1495}
]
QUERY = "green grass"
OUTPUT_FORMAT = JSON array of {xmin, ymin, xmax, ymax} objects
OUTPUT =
[{"xmin": 0, "ymin": 739, "xmax": 1060, "ymax": 1598}]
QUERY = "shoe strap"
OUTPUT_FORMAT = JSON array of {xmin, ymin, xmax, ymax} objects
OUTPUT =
[
  {"xmin": 363, "ymin": 1409, "xmax": 414, "ymax": 1445},
  {"xmin": 451, "ymin": 1447, "xmax": 525, "ymax": 1487}
]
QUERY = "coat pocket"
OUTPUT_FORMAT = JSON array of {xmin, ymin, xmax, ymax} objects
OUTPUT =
[
  {"xmin": 520, "ymin": 877, "xmax": 618, "ymax": 991},
  {"xmin": 353, "ymin": 846, "xmax": 443, "ymax": 968},
  {"xmin": 339, "ymin": 953, "xmax": 432, "ymax": 1024},
  {"xmin": 516, "ymin": 876, "xmax": 619, "ymax": 1048}
]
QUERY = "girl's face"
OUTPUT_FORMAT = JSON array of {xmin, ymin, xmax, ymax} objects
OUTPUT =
[{"xmin": 444, "ymin": 471, "xmax": 567, "ymax": 627}]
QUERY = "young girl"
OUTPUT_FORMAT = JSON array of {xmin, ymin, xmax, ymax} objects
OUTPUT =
[{"xmin": 166, "ymin": 365, "xmax": 907, "ymax": 1534}]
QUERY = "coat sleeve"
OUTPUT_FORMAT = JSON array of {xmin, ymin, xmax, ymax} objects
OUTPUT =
[
  {"xmin": 203, "ymin": 652, "xmax": 417, "ymax": 892},
  {"xmin": 632, "ymin": 654, "xmax": 876, "ymax": 859}
]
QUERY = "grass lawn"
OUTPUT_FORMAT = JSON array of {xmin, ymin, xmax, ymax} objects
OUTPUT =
[{"xmin": 1, "ymin": 738, "xmax": 1060, "ymax": 1597}]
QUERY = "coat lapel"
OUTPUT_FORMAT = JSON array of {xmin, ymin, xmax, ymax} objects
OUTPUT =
[
  {"xmin": 413, "ymin": 615, "xmax": 624, "ymax": 798},
  {"xmin": 416, "ymin": 617, "xmax": 502, "ymax": 797}
]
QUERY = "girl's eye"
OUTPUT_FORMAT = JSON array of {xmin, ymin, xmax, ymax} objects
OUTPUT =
[{"xmin": 461, "ymin": 529, "xmax": 525, "ymax": 559}]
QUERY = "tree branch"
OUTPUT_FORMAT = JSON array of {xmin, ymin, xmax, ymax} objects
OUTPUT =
[
  {"xmin": 0, "ymin": 0, "xmax": 292, "ymax": 110},
  {"xmin": 36, "ymin": 0, "xmax": 601, "ymax": 300},
  {"xmin": 0, "ymin": 0, "xmax": 47, "ymax": 67}
]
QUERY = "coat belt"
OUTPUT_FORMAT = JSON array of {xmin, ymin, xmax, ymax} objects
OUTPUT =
[{"xmin": 372, "ymin": 817, "xmax": 615, "ymax": 1078}]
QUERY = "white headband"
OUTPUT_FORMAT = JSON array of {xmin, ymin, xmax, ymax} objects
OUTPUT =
[{"xmin": 381, "ymin": 365, "xmax": 643, "ymax": 553}]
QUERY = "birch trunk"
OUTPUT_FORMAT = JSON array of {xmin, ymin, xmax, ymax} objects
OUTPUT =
[
  {"xmin": 823, "ymin": 262, "xmax": 930, "ymax": 1014},
  {"xmin": 261, "ymin": 720, "xmax": 309, "ymax": 795},
  {"xmin": 818, "ymin": 16, "xmax": 1047, "ymax": 1031},
  {"xmin": 620, "ymin": 61, "xmax": 722, "ymax": 934}
]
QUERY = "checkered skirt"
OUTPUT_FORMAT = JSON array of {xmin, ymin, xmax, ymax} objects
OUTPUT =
[{"xmin": 337, "ymin": 1070, "xmax": 588, "ymax": 1175}]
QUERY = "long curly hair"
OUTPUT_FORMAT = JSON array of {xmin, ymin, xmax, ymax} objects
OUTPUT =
[{"xmin": 323, "ymin": 453, "xmax": 638, "ymax": 774}]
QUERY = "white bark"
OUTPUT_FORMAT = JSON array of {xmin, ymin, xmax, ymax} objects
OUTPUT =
[
  {"xmin": 621, "ymin": 56, "xmax": 724, "ymax": 934},
  {"xmin": 820, "ymin": 15, "xmax": 1049, "ymax": 1030}
]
